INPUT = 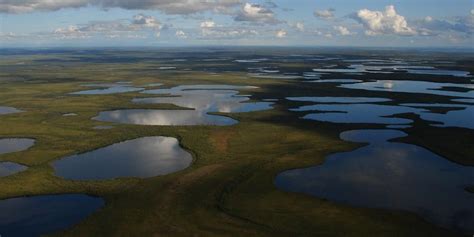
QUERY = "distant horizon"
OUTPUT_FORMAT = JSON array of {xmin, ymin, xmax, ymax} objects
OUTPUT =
[
  {"xmin": 1, "ymin": 45, "xmax": 474, "ymax": 52},
  {"xmin": 1, "ymin": 1, "xmax": 473, "ymax": 48}
]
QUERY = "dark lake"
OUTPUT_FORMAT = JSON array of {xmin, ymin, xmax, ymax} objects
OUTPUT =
[
  {"xmin": 275, "ymin": 129, "xmax": 474, "ymax": 233},
  {"xmin": 288, "ymin": 96, "xmax": 474, "ymax": 130},
  {"xmin": 0, "ymin": 194, "xmax": 104, "ymax": 237}
]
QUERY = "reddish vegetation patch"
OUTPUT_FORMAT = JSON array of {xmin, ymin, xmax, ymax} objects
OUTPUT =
[{"xmin": 210, "ymin": 130, "xmax": 237, "ymax": 153}]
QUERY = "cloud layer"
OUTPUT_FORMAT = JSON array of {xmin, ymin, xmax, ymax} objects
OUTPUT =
[
  {"xmin": 53, "ymin": 14, "xmax": 162, "ymax": 39},
  {"xmin": 1, "ymin": 2, "xmax": 472, "ymax": 47},
  {"xmin": 0, "ymin": 0, "xmax": 241, "ymax": 14}
]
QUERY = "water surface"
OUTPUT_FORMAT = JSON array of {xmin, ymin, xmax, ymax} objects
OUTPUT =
[
  {"xmin": 136, "ymin": 89, "xmax": 272, "ymax": 113},
  {"xmin": 452, "ymin": 98, "xmax": 474, "ymax": 104},
  {"xmin": 340, "ymin": 80, "xmax": 474, "ymax": 98},
  {"xmin": 275, "ymin": 129, "xmax": 474, "ymax": 233},
  {"xmin": 0, "ymin": 194, "xmax": 104, "ymax": 237},
  {"xmin": 313, "ymin": 64, "xmax": 471, "ymax": 77},
  {"xmin": 248, "ymin": 73, "xmax": 303, "ymax": 80},
  {"xmin": 401, "ymin": 103, "xmax": 474, "ymax": 129},
  {"xmin": 287, "ymin": 97, "xmax": 391, "ymax": 104},
  {"xmin": 93, "ymin": 125, "xmax": 114, "ymax": 130},
  {"xmin": 94, "ymin": 109, "xmax": 238, "ymax": 126},
  {"xmin": 53, "ymin": 136, "xmax": 192, "ymax": 180},
  {"xmin": 0, "ymin": 162, "xmax": 27, "ymax": 177},
  {"xmin": 292, "ymin": 104, "xmax": 420, "ymax": 125},
  {"xmin": 95, "ymin": 85, "xmax": 271, "ymax": 126},
  {"xmin": 405, "ymin": 69, "xmax": 471, "ymax": 77},
  {"xmin": 0, "ymin": 106, "xmax": 22, "ymax": 115},
  {"xmin": 0, "ymin": 138, "xmax": 35, "ymax": 155},
  {"xmin": 309, "ymin": 79, "xmax": 362, "ymax": 83},
  {"xmin": 71, "ymin": 86, "xmax": 144, "ymax": 95}
]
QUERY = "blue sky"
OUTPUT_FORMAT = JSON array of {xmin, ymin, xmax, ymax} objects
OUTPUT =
[{"xmin": 0, "ymin": 0, "xmax": 473, "ymax": 47}]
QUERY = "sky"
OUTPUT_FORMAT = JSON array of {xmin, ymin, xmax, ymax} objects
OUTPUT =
[{"xmin": 0, "ymin": 0, "xmax": 473, "ymax": 48}]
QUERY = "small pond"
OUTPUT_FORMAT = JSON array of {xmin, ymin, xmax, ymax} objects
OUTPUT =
[
  {"xmin": 0, "ymin": 106, "xmax": 22, "ymax": 115},
  {"xmin": 53, "ymin": 136, "xmax": 192, "ymax": 180},
  {"xmin": 0, "ymin": 162, "xmax": 27, "ymax": 177},
  {"xmin": 70, "ymin": 83, "xmax": 144, "ymax": 95},
  {"xmin": 93, "ymin": 109, "xmax": 238, "ymax": 126},
  {"xmin": 0, "ymin": 138, "xmax": 35, "ymax": 155}
]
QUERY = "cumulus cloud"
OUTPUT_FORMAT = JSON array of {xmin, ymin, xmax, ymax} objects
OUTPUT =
[
  {"xmin": 0, "ymin": 0, "xmax": 241, "ymax": 14},
  {"xmin": 314, "ymin": 8, "xmax": 335, "ymax": 19},
  {"xmin": 132, "ymin": 14, "xmax": 161, "ymax": 28},
  {"xmin": 275, "ymin": 29, "xmax": 287, "ymax": 38},
  {"xmin": 175, "ymin": 30, "xmax": 187, "ymax": 39},
  {"xmin": 200, "ymin": 20, "xmax": 216, "ymax": 28},
  {"xmin": 295, "ymin": 22, "xmax": 304, "ymax": 32},
  {"xmin": 235, "ymin": 3, "xmax": 281, "ymax": 24},
  {"xmin": 353, "ymin": 5, "xmax": 416, "ymax": 36},
  {"xmin": 334, "ymin": 26, "xmax": 353, "ymax": 36}
]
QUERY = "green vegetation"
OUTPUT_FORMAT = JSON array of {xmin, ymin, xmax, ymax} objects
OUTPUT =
[{"xmin": 0, "ymin": 50, "xmax": 472, "ymax": 236}]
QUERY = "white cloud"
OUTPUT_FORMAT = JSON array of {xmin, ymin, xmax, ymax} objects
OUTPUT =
[
  {"xmin": 200, "ymin": 27, "xmax": 258, "ymax": 39},
  {"xmin": 0, "ymin": 0, "xmax": 241, "ymax": 14},
  {"xmin": 276, "ymin": 29, "xmax": 287, "ymax": 38},
  {"xmin": 314, "ymin": 9, "xmax": 335, "ymax": 19},
  {"xmin": 199, "ymin": 20, "xmax": 259, "ymax": 39},
  {"xmin": 200, "ymin": 20, "xmax": 216, "ymax": 28},
  {"xmin": 353, "ymin": 5, "xmax": 416, "ymax": 36},
  {"xmin": 334, "ymin": 26, "xmax": 352, "ymax": 36},
  {"xmin": 53, "ymin": 25, "xmax": 89, "ymax": 39},
  {"xmin": 295, "ymin": 22, "xmax": 304, "ymax": 32},
  {"xmin": 0, "ymin": 32, "xmax": 29, "ymax": 40},
  {"xmin": 132, "ymin": 14, "xmax": 161, "ymax": 28},
  {"xmin": 416, "ymin": 14, "xmax": 473, "ymax": 36},
  {"xmin": 52, "ymin": 14, "xmax": 162, "ymax": 39},
  {"xmin": 235, "ymin": 3, "xmax": 281, "ymax": 24},
  {"xmin": 315, "ymin": 30, "xmax": 333, "ymax": 38},
  {"xmin": 324, "ymin": 33, "xmax": 333, "ymax": 38},
  {"xmin": 176, "ymin": 30, "xmax": 187, "ymax": 39}
]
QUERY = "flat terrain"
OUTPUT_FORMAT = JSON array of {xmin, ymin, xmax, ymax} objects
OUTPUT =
[{"xmin": 0, "ymin": 48, "xmax": 473, "ymax": 236}]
